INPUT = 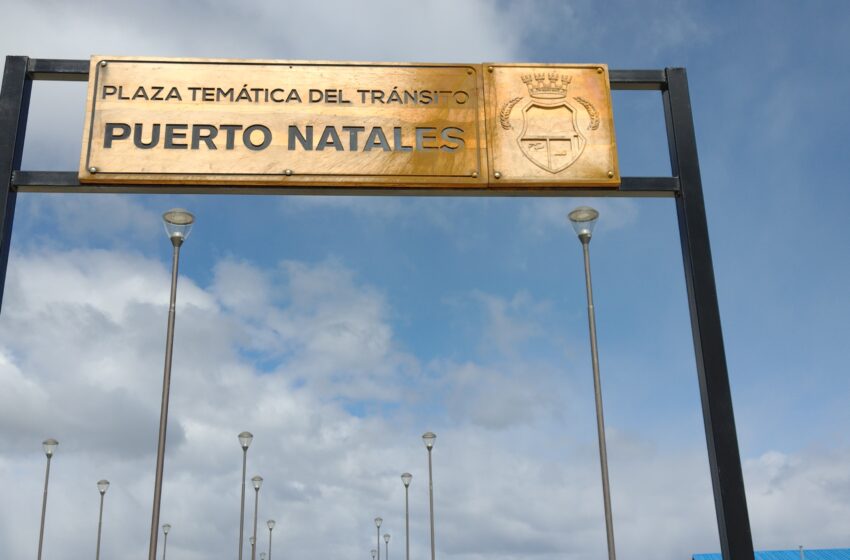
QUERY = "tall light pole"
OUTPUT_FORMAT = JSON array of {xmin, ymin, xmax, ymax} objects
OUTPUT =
[
  {"xmin": 568, "ymin": 206, "xmax": 616, "ymax": 560},
  {"xmin": 401, "ymin": 473, "xmax": 412, "ymax": 560},
  {"xmin": 422, "ymin": 432, "xmax": 436, "ymax": 560},
  {"xmin": 148, "ymin": 208, "xmax": 195, "ymax": 560},
  {"xmin": 384, "ymin": 533, "xmax": 390, "ymax": 560},
  {"xmin": 371, "ymin": 549, "xmax": 377, "ymax": 560},
  {"xmin": 95, "ymin": 479, "xmax": 110, "ymax": 560},
  {"xmin": 238, "ymin": 431, "xmax": 254, "ymax": 560},
  {"xmin": 37, "ymin": 438, "xmax": 58, "ymax": 560},
  {"xmin": 162, "ymin": 524, "xmax": 171, "ymax": 560},
  {"xmin": 252, "ymin": 475, "xmax": 263, "ymax": 560},
  {"xmin": 374, "ymin": 517, "xmax": 382, "ymax": 560},
  {"xmin": 267, "ymin": 519, "xmax": 276, "ymax": 560}
]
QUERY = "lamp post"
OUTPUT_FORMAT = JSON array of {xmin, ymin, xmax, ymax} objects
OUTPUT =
[
  {"xmin": 148, "ymin": 208, "xmax": 195, "ymax": 560},
  {"xmin": 422, "ymin": 432, "xmax": 436, "ymax": 560},
  {"xmin": 238, "ymin": 431, "xmax": 254, "ymax": 560},
  {"xmin": 371, "ymin": 549, "xmax": 377, "ymax": 560},
  {"xmin": 374, "ymin": 517, "xmax": 382, "ymax": 560},
  {"xmin": 252, "ymin": 476, "xmax": 263, "ymax": 560},
  {"xmin": 401, "ymin": 473, "xmax": 412, "ymax": 560},
  {"xmin": 95, "ymin": 479, "xmax": 110, "ymax": 560},
  {"xmin": 162, "ymin": 524, "xmax": 171, "ymax": 560},
  {"xmin": 267, "ymin": 519, "xmax": 275, "ymax": 560},
  {"xmin": 568, "ymin": 206, "xmax": 616, "ymax": 560},
  {"xmin": 37, "ymin": 438, "xmax": 58, "ymax": 560},
  {"xmin": 384, "ymin": 533, "xmax": 390, "ymax": 560}
]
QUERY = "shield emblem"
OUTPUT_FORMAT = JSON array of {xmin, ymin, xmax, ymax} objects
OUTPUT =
[{"xmin": 517, "ymin": 101, "xmax": 586, "ymax": 173}]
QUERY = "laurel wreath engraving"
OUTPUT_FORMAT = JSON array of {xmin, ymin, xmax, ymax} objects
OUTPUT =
[
  {"xmin": 573, "ymin": 96, "xmax": 600, "ymax": 130},
  {"xmin": 499, "ymin": 97, "xmax": 524, "ymax": 130}
]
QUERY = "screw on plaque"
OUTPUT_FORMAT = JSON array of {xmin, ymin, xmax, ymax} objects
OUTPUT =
[
  {"xmin": 471, "ymin": 171, "xmax": 478, "ymax": 178},
  {"xmin": 608, "ymin": 171, "xmax": 615, "ymax": 178},
  {"xmin": 89, "ymin": 167, "xmax": 97, "ymax": 173},
  {"xmin": 100, "ymin": 61, "xmax": 107, "ymax": 67},
  {"xmin": 488, "ymin": 66, "xmax": 494, "ymax": 73},
  {"xmin": 284, "ymin": 169, "xmax": 293, "ymax": 176},
  {"xmin": 494, "ymin": 171, "xmax": 502, "ymax": 179},
  {"xmin": 597, "ymin": 67, "xmax": 603, "ymax": 73}
]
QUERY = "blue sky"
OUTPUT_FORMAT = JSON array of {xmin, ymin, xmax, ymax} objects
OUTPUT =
[{"xmin": 1, "ymin": 1, "xmax": 849, "ymax": 560}]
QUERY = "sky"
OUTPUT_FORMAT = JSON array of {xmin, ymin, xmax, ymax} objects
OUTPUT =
[{"xmin": 0, "ymin": 1, "xmax": 849, "ymax": 560}]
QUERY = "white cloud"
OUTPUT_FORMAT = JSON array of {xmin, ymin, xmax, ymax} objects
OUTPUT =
[{"xmin": 0, "ymin": 247, "xmax": 848, "ymax": 559}]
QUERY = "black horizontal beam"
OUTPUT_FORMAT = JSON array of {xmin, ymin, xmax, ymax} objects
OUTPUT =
[
  {"xmin": 609, "ymin": 69, "xmax": 667, "ymax": 90},
  {"xmin": 27, "ymin": 58, "xmax": 88, "ymax": 81},
  {"xmin": 22, "ymin": 58, "xmax": 668, "ymax": 90},
  {"xmin": 12, "ymin": 171, "xmax": 678, "ymax": 197}
]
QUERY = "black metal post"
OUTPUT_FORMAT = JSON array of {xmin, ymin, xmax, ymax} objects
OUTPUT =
[
  {"xmin": 0, "ymin": 56, "xmax": 31, "ymax": 311},
  {"xmin": 663, "ymin": 67, "xmax": 754, "ymax": 560}
]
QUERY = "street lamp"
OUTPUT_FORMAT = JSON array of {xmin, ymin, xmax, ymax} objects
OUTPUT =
[
  {"xmin": 162, "ymin": 524, "xmax": 171, "ymax": 560},
  {"xmin": 422, "ymin": 432, "xmax": 436, "ymax": 560},
  {"xmin": 250, "ymin": 536, "xmax": 255, "ymax": 559},
  {"xmin": 384, "ymin": 533, "xmax": 391, "ymax": 560},
  {"xmin": 148, "ymin": 208, "xmax": 195, "ymax": 560},
  {"xmin": 260, "ymin": 553, "xmax": 266, "ymax": 560},
  {"xmin": 374, "ymin": 517, "xmax": 383, "ymax": 560},
  {"xmin": 95, "ymin": 479, "xmax": 110, "ymax": 560},
  {"xmin": 238, "ymin": 431, "xmax": 254, "ymax": 560},
  {"xmin": 267, "ymin": 519, "xmax": 276, "ymax": 560},
  {"xmin": 37, "ymin": 438, "xmax": 58, "ymax": 560},
  {"xmin": 252, "ymin": 475, "xmax": 263, "ymax": 560},
  {"xmin": 371, "ymin": 549, "xmax": 377, "ymax": 560},
  {"xmin": 401, "ymin": 473, "xmax": 412, "ymax": 560},
  {"xmin": 568, "ymin": 206, "xmax": 616, "ymax": 560}
]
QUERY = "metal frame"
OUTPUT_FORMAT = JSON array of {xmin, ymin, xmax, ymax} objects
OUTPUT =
[{"xmin": 0, "ymin": 56, "xmax": 754, "ymax": 560}]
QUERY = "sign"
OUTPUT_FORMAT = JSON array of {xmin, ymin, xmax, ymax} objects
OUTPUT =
[{"xmin": 79, "ymin": 56, "xmax": 618, "ymax": 189}]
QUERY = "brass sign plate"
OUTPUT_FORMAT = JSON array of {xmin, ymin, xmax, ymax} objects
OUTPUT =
[
  {"xmin": 484, "ymin": 64, "xmax": 618, "ymax": 187},
  {"xmin": 79, "ymin": 56, "xmax": 619, "ymax": 189}
]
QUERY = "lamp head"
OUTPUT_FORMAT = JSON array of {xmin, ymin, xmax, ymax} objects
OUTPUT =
[
  {"xmin": 567, "ymin": 206, "xmax": 599, "ymax": 240},
  {"xmin": 252, "ymin": 475, "xmax": 263, "ymax": 490},
  {"xmin": 267, "ymin": 519, "xmax": 276, "ymax": 530},
  {"xmin": 249, "ymin": 536, "xmax": 255, "ymax": 546},
  {"xmin": 371, "ymin": 550, "xmax": 377, "ymax": 559},
  {"xmin": 162, "ymin": 523, "xmax": 171, "ymax": 535},
  {"xmin": 238, "ymin": 431, "xmax": 254, "ymax": 450},
  {"xmin": 374, "ymin": 516, "xmax": 382, "ymax": 528},
  {"xmin": 401, "ymin": 472, "xmax": 412, "ymax": 487},
  {"xmin": 97, "ymin": 479, "xmax": 110, "ymax": 494},
  {"xmin": 422, "ymin": 432, "xmax": 436, "ymax": 450},
  {"xmin": 384, "ymin": 533, "xmax": 390, "ymax": 543},
  {"xmin": 162, "ymin": 208, "xmax": 195, "ymax": 246},
  {"xmin": 42, "ymin": 438, "xmax": 58, "ymax": 458}
]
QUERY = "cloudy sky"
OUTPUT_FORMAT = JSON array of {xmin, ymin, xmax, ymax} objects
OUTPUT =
[{"xmin": 1, "ymin": 1, "xmax": 849, "ymax": 560}]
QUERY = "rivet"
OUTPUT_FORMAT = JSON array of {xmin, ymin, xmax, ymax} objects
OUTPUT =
[
  {"xmin": 467, "ymin": 69, "xmax": 473, "ymax": 75},
  {"xmin": 285, "ymin": 169, "xmax": 293, "ymax": 176},
  {"xmin": 471, "ymin": 171, "xmax": 478, "ymax": 178},
  {"xmin": 100, "ymin": 61, "xmax": 107, "ymax": 67},
  {"xmin": 494, "ymin": 171, "xmax": 502, "ymax": 179},
  {"xmin": 89, "ymin": 166, "xmax": 97, "ymax": 173},
  {"xmin": 488, "ymin": 66, "xmax": 494, "ymax": 73},
  {"xmin": 607, "ymin": 171, "xmax": 614, "ymax": 178},
  {"xmin": 597, "ymin": 67, "xmax": 603, "ymax": 74}
]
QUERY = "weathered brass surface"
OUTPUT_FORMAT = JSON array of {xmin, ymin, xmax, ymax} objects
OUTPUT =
[
  {"xmin": 484, "ymin": 64, "xmax": 619, "ymax": 187},
  {"xmin": 79, "ymin": 56, "xmax": 618, "ymax": 189}
]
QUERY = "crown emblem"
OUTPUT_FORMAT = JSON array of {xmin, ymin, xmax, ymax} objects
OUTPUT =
[{"xmin": 522, "ymin": 72, "xmax": 570, "ymax": 99}]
